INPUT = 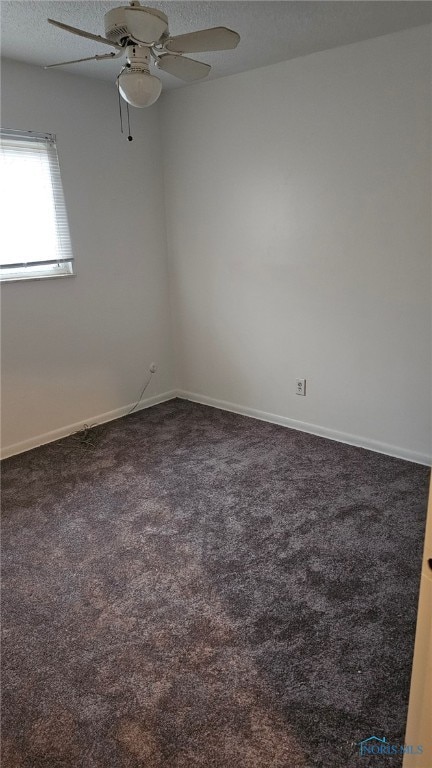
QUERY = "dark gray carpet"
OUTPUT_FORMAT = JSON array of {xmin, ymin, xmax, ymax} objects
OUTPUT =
[{"xmin": 1, "ymin": 398, "xmax": 430, "ymax": 768}]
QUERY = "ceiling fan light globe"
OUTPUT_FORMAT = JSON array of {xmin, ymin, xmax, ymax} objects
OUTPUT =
[{"xmin": 117, "ymin": 69, "xmax": 162, "ymax": 107}]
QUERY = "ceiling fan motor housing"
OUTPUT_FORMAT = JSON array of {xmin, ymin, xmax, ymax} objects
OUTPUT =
[{"xmin": 104, "ymin": 4, "xmax": 168, "ymax": 46}]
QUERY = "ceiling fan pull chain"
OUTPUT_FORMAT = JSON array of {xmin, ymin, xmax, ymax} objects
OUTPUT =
[
  {"xmin": 126, "ymin": 102, "xmax": 133, "ymax": 141},
  {"xmin": 117, "ymin": 81, "xmax": 133, "ymax": 142},
  {"xmin": 117, "ymin": 80, "xmax": 124, "ymax": 135}
]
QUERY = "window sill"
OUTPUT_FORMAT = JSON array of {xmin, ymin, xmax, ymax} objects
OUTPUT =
[{"xmin": 1, "ymin": 271, "xmax": 76, "ymax": 284}]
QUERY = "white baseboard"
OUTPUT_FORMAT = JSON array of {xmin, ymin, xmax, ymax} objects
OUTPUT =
[
  {"xmin": 1, "ymin": 390, "xmax": 177, "ymax": 460},
  {"xmin": 3, "ymin": 388, "xmax": 431, "ymax": 466},
  {"xmin": 177, "ymin": 390, "xmax": 432, "ymax": 467}
]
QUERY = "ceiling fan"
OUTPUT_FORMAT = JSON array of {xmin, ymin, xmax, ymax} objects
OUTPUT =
[{"xmin": 45, "ymin": 1, "xmax": 240, "ymax": 108}]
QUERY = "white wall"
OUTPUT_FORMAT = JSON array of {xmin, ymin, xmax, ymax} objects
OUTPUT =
[
  {"xmin": 161, "ymin": 25, "xmax": 432, "ymax": 464},
  {"xmin": 1, "ymin": 59, "xmax": 175, "ymax": 456}
]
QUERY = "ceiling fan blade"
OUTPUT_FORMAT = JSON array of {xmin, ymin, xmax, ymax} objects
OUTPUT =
[
  {"xmin": 44, "ymin": 53, "xmax": 118, "ymax": 69},
  {"xmin": 48, "ymin": 18, "xmax": 123, "ymax": 50},
  {"xmin": 165, "ymin": 27, "xmax": 240, "ymax": 54},
  {"xmin": 156, "ymin": 54, "xmax": 210, "ymax": 82}
]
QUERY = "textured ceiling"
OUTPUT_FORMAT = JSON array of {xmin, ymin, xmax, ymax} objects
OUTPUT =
[{"xmin": 1, "ymin": 1, "xmax": 431, "ymax": 90}]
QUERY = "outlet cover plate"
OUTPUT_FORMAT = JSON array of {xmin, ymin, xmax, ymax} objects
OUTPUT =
[{"xmin": 296, "ymin": 378, "xmax": 306, "ymax": 396}]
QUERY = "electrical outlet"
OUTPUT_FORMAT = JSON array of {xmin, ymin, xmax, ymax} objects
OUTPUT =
[
  {"xmin": 149, "ymin": 362, "xmax": 157, "ymax": 373},
  {"xmin": 296, "ymin": 378, "xmax": 306, "ymax": 396}
]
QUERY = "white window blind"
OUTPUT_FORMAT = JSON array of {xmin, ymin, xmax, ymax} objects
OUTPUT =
[{"xmin": 0, "ymin": 129, "xmax": 74, "ymax": 282}]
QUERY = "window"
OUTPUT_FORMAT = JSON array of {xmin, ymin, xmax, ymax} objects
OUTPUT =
[{"xmin": 0, "ymin": 129, "xmax": 74, "ymax": 282}]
